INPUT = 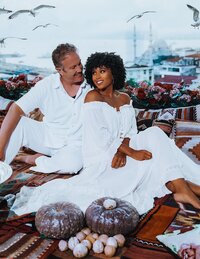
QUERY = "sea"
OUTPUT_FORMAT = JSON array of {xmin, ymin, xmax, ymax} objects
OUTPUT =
[{"xmin": 1, "ymin": 39, "xmax": 200, "ymax": 71}]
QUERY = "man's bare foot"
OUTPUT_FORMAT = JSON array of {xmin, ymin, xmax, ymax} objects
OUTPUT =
[
  {"xmin": 174, "ymin": 192, "xmax": 200, "ymax": 210},
  {"xmin": 15, "ymin": 153, "xmax": 43, "ymax": 165},
  {"xmin": 166, "ymin": 178, "xmax": 200, "ymax": 210},
  {"xmin": 187, "ymin": 181, "xmax": 200, "ymax": 197}
]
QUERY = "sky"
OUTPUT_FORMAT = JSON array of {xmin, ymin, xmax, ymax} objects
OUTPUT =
[{"xmin": 0, "ymin": 0, "xmax": 200, "ymax": 69}]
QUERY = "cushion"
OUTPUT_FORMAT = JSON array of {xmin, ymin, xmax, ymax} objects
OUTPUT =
[
  {"xmin": 156, "ymin": 225, "xmax": 200, "ymax": 256},
  {"xmin": 137, "ymin": 119, "xmax": 153, "ymax": 131},
  {"xmin": 175, "ymin": 120, "xmax": 200, "ymax": 138},
  {"xmin": 153, "ymin": 120, "xmax": 174, "ymax": 137},
  {"xmin": 157, "ymin": 108, "xmax": 176, "ymax": 121},
  {"xmin": 136, "ymin": 109, "xmax": 161, "ymax": 121},
  {"xmin": 176, "ymin": 106, "xmax": 197, "ymax": 121}
]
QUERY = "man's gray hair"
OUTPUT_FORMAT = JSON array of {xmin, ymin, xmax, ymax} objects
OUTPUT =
[{"xmin": 52, "ymin": 43, "xmax": 77, "ymax": 68}]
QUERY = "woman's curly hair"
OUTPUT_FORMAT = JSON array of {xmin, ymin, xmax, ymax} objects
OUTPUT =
[{"xmin": 84, "ymin": 52, "xmax": 126, "ymax": 90}]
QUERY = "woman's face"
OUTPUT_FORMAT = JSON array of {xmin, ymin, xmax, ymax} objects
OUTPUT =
[{"xmin": 92, "ymin": 66, "xmax": 113, "ymax": 90}]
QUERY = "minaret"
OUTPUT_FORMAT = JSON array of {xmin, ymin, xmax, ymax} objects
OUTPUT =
[
  {"xmin": 149, "ymin": 22, "xmax": 153, "ymax": 66},
  {"xmin": 133, "ymin": 24, "xmax": 136, "ymax": 64}
]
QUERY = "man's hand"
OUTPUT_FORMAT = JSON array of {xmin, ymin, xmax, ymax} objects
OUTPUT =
[
  {"xmin": 111, "ymin": 151, "xmax": 126, "ymax": 169},
  {"xmin": 131, "ymin": 149, "xmax": 152, "ymax": 161}
]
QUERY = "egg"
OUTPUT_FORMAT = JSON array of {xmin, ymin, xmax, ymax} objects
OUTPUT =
[
  {"xmin": 113, "ymin": 234, "xmax": 125, "ymax": 247},
  {"xmin": 73, "ymin": 243, "xmax": 88, "ymax": 258},
  {"xmin": 58, "ymin": 240, "xmax": 68, "ymax": 251},
  {"xmin": 68, "ymin": 236, "xmax": 79, "ymax": 251},
  {"xmin": 92, "ymin": 240, "xmax": 104, "ymax": 254},
  {"xmin": 104, "ymin": 245, "xmax": 116, "ymax": 257},
  {"xmin": 106, "ymin": 237, "xmax": 118, "ymax": 248}
]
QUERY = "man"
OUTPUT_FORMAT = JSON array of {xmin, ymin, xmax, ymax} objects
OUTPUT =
[{"xmin": 0, "ymin": 43, "xmax": 90, "ymax": 173}]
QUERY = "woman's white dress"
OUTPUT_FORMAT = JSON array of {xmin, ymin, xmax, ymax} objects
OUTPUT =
[{"xmin": 11, "ymin": 101, "xmax": 200, "ymax": 215}]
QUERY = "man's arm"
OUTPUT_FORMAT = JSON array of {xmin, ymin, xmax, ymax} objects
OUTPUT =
[{"xmin": 0, "ymin": 103, "xmax": 24, "ymax": 161}]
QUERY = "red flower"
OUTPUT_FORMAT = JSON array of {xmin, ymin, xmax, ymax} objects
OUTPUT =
[
  {"xmin": 137, "ymin": 88, "xmax": 146, "ymax": 99},
  {"xmin": 0, "ymin": 80, "xmax": 5, "ymax": 87}
]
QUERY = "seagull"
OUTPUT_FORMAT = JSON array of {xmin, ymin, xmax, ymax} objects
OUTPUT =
[
  {"xmin": 8, "ymin": 4, "xmax": 55, "ymax": 19},
  {"xmin": 32, "ymin": 23, "xmax": 58, "ymax": 31},
  {"xmin": 187, "ymin": 4, "xmax": 200, "ymax": 28},
  {"xmin": 0, "ymin": 37, "xmax": 27, "ymax": 47},
  {"xmin": 0, "ymin": 7, "xmax": 12, "ymax": 14},
  {"xmin": 127, "ymin": 11, "xmax": 156, "ymax": 23}
]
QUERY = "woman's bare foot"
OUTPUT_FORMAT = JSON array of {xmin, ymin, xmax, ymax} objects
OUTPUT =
[{"xmin": 15, "ymin": 153, "xmax": 43, "ymax": 165}]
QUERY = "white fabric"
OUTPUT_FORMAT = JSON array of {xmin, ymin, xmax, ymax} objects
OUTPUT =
[
  {"xmin": 0, "ymin": 96, "xmax": 12, "ymax": 110},
  {"xmin": 157, "ymin": 224, "xmax": 200, "ymax": 255},
  {"xmin": 11, "ymin": 101, "xmax": 200, "ymax": 216},
  {"xmin": 5, "ymin": 73, "xmax": 90, "ymax": 173},
  {"xmin": 0, "ymin": 161, "xmax": 12, "ymax": 183},
  {"xmin": 16, "ymin": 73, "xmax": 90, "ymax": 149}
]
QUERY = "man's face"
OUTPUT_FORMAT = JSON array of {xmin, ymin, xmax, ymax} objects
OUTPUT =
[{"xmin": 57, "ymin": 52, "xmax": 84, "ymax": 85}]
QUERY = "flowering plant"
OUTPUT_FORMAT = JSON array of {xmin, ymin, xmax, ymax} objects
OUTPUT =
[
  {"xmin": 125, "ymin": 80, "xmax": 200, "ymax": 109},
  {"xmin": 0, "ymin": 74, "xmax": 43, "ymax": 100},
  {"xmin": 178, "ymin": 243, "xmax": 200, "ymax": 259}
]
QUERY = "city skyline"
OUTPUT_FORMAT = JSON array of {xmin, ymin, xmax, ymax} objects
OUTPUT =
[{"xmin": 0, "ymin": 0, "xmax": 200, "ymax": 68}]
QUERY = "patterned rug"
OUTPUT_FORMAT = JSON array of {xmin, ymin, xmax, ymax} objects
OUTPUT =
[
  {"xmin": 1, "ymin": 166, "xmax": 199, "ymax": 259},
  {"xmin": 175, "ymin": 137, "xmax": 200, "ymax": 164}
]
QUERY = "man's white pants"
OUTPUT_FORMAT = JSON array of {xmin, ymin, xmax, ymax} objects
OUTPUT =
[{"xmin": 4, "ymin": 116, "xmax": 83, "ymax": 174}]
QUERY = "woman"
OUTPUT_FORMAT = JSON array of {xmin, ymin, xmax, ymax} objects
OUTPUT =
[{"xmin": 11, "ymin": 52, "xmax": 200, "ymax": 216}]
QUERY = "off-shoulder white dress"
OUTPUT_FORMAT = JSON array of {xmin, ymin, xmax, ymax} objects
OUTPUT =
[{"xmin": 11, "ymin": 101, "xmax": 200, "ymax": 215}]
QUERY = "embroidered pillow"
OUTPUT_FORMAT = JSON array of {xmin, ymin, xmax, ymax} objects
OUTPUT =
[
  {"xmin": 153, "ymin": 120, "xmax": 174, "ymax": 137},
  {"xmin": 157, "ymin": 108, "xmax": 176, "ymax": 121},
  {"xmin": 157, "ymin": 226, "xmax": 200, "ymax": 256}
]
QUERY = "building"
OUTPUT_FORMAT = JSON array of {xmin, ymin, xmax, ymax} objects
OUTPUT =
[{"xmin": 125, "ymin": 64, "xmax": 154, "ymax": 84}]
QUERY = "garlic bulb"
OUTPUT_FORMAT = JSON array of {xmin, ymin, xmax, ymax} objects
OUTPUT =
[
  {"xmin": 58, "ymin": 240, "xmax": 68, "ymax": 251},
  {"xmin": 92, "ymin": 240, "xmax": 104, "ymax": 254},
  {"xmin": 104, "ymin": 245, "xmax": 116, "ymax": 257},
  {"xmin": 81, "ymin": 227, "xmax": 91, "ymax": 236},
  {"xmin": 103, "ymin": 199, "xmax": 117, "ymax": 210},
  {"xmin": 73, "ymin": 243, "xmax": 88, "ymax": 258},
  {"xmin": 98, "ymin": 234, "xmax": 108, "ymax": 245},
  {"xmin": 81, "ymin": 239, "xmax": 92, "ymax": 250},
  {"xmin": 76, "ymin": 231, "xmax": 86, "ymax": 242},
  {"xmin": 68, "ymin": 236, "xmax": 79, "ymax": 251},
  {"xmin": 106, "ymin": 237, "xmax": 118, "ymax": 248},
  {"xmin": 113, "ymin": 234, "xmax": 125, "ymax": 247}
]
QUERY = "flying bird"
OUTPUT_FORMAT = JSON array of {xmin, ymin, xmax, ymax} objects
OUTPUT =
[
  {"xmin": 8, "ymin": 4, "xmax": 55, "ymax": 19},
  {"xmin": 0, "ymin": 7, "xmax": 12, "ymax": 14},
  {"xmin": 187, "ymin": 4, "xmax": 200, "ymax": 28},
  {"xmin": 0, "ymin": 37, "xmax": 27, "ymax": 47},
  {"xmin": 127, "ymin": 11, "xmax": 156, "ymax": 23},
  {"xmin": 32, "ymin": 23, "xmax": 58, "ymax": 31}
]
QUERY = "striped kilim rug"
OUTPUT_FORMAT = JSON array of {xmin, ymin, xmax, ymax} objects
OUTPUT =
[{"xmin": 1, "ymin": 164, "xmax": 198, "ymax": 259}]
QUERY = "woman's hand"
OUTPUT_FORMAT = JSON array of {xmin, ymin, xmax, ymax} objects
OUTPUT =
[
  {"xmin": 111, "ymin": 151, "xmax": 126, "ymax": 168},
  {"xmin": 131, "ymin": 149, "xmax": 152, "ymax": 161}
]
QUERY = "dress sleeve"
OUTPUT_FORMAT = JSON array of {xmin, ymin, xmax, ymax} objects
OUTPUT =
[
  {"xmin": 82, "ymin": 102, "xmax": 122, "ymax": 166},
  {"xmin": 124, "ymin": 109, "xmax": 138, "ymax": 139}
]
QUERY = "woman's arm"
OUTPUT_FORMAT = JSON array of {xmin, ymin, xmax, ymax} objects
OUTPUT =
[
  {"xmin": 111, "ymin": 138, "xmax": 130, "ymax": 168},
  {"xmin": 118, "ymin": 142, "xmax": 152, "ymax": 161}
]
